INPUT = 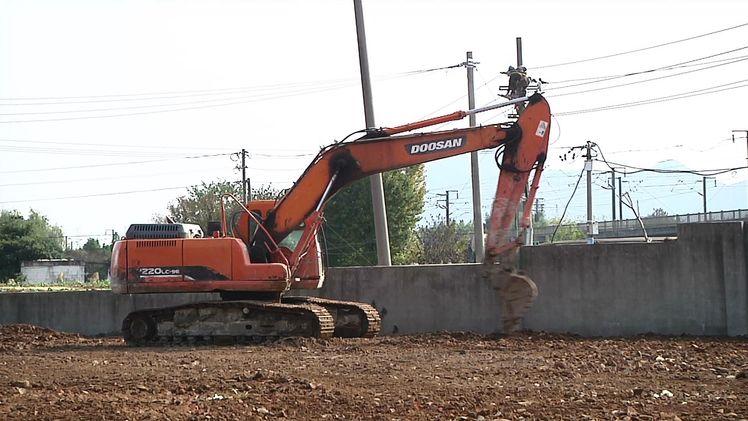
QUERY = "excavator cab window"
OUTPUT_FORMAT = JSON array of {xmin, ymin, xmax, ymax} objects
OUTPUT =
[
  {"xmin": 245, "ymin": 210, "xmax": 265, "ymax": 245},
  {"xmin": 279, "ymin": 229, "xmax": 304, "ymax": 250}
]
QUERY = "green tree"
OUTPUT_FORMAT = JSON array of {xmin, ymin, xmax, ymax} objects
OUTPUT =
[
  {"xmin": 160, "ymin": 180, "xmax": 280, "ymax": 231},
  {"xmin": 414, "ymin": 218, "xmax": 472, "ymax": 264},
  {"xmin": 0, "ymin": 210, "xmax": 65, "ymax": 281},
  {"xmin": 323, "ymin": 166, "xmax": 426, "ymax": 266},
  {"xmin": 546, "ymin": 218, "xmax": 585, "ymax": 242}
]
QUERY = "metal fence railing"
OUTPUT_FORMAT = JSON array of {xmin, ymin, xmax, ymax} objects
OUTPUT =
[{"xmin": 533, "ymin": 208, "xmax": 748, "ymax": 241}]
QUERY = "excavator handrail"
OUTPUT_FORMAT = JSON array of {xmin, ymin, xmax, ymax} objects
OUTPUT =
[{"xmin": 220, "ymin": 193, "xmax": 290, "ymax": 267}]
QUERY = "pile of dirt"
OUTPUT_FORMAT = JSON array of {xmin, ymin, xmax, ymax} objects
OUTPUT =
[{"xmin": 0, "ymin": 324, "xmax": 87, "ymax": 351}]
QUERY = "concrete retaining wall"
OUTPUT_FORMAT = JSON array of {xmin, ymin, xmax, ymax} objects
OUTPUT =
[
  {"xmin": 522, "ymin": 221, "xmax": 747, "ymax": 336},
  {"xmin": 306, "ymin": 264, "xmax": 502, "ymax": 335},
  {"xmin": 0, "ymin": 291, "xmax": 218, "ymax": 336},
  {"xmin": 0, "ymin": 222, "xmax": 745, "ymax": 337}
]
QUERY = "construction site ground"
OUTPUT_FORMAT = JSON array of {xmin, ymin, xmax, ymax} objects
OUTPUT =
[{"xmin": 0, "ymin": 325, "xmax": 745, "ymax": 420}]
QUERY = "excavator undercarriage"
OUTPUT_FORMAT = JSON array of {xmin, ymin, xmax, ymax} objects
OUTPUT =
[{"xmin": 122, "ymin": 297, "xmax": 380, "ymax": 345}]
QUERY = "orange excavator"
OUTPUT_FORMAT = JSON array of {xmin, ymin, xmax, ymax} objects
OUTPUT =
[{"xmin": 110, "ymin": 93, "xmax": 551, "ymax": 344}]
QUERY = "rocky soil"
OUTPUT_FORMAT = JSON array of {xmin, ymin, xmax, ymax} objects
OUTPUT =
[{"xmin": 0, "ymin": 325, "xmax": 746, "ymax": 420}]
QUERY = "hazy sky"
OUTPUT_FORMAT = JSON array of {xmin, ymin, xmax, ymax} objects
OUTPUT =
[{"xmin": 1, "ymin": 0, "xmax": 747, "ymax": 246}]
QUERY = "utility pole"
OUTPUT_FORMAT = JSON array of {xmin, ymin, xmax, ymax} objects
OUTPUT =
[
  {"xmin": 702, "ymin": 176, "xmax": 716, "ymax": 214},
  {"xmin": 616, "ymin": 178, "xmax": 632, "ymax": 220},
  {"xmin": 515, "ymin": 37, "xmax": 532, "ymax": 245},
  {"xmin": 240, "ymin": 148, "xmax": 248, "ymax": 204},
  {"xmin": 584, "ymin": 141, "xmax": 595, "ymax": 244},
  {"xmin": 465, "ymin": 51, "xmax": 484, "ymax": 263},
  {"xmin": 732, "ymin": 129, "xmax": 748, "ymax": 167},
  {"xmin": 353, "ymin": 0, "xmax": 391, "ymax": 265},
  {"xmin": 436, "ymin": 190, "xmax": 458, "ymax": 226},
  {"xmin": 533, "ymin": 198, "xmax": 544, "ymax": 222},
  {"xmin": 702, "ymin": 177, "xmax": 707, "ymax": 214},
  {"xmin": 610, "ymin": 168, "xmax": 617, "ymax": 220}
]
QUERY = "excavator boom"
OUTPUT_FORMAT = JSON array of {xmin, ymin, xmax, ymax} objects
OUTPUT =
[{"xmin": 264, "ymin": 93, "xmax": 550, "ymax": 262}]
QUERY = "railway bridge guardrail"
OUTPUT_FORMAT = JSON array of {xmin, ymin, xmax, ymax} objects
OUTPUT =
[{"xmin": 533, "ymin": 208, "xmax": 748, "ymax": 243}]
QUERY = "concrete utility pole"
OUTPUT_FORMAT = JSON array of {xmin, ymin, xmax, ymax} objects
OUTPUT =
[
  {"xmin": 240, "ymin": 148, "xmax": 248, "ymax": 204},
  {"xmin": 610, "ymin": 168, "xmax": 617, "ymax": 220},
  {"xmin": 533, "ymin": 198, "xmax": 544, "ymax": 222},
  {"xmin": 617, "ymin": 177, "xmax": 624, "ymax": 220},
  {"xmin": 584, "ymin": 141, "xmax": 594, "ymax": 244},
  {"xmin": 702, "ymin": 176, "xmax": 716, "ymax": 214},
  {"xmin": 353, "ymin": 0, "xmax": 391, "ymax": 265},
  {"xmin": 515, "ymin": 37, "xmax": 533, "ymax": 246},
  {"xmin": 437, "ymin": 190, "xmax": 459, "ymax": 226},
  {"xmin": 465, "ymin": 51, "xmax": 484, "ymax": 262}
]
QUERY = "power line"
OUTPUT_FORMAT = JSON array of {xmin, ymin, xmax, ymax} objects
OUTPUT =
[
  {"xmin": 0, "ymin": 167, "xmax": 232, "ymax": 187},
  {"xmin": 0, "ymin": 142, "xmax": 314, "ymax": 159},
  {"xmin": 0, "ymin": 64, "xmax": 455, "ymax": 103},
  {"xmin": 0, "ymin": 152, "xmax": 231, "ymax": 174},
  {"xmin": 555, "ymin": 78, "xmax": 748, "ymax": 116},
  {"xmin": 596, "ymin": 159, "xmax": 747, "ymax": 177},
  {"xmin": 547, "ymin": 55, "xmax": 748, "ymax": 98},
  {"xmin": 0, "ymin": 81, "xmax": 355, "ymax": 119},
  {"xmin": 592, "ymin": 141, "xmax": 748, "ymax": 176},
  {"xmin": 546, "ymin": 53, "xmax": 748, "ymax": 85},
  {"xmin": 0, "ymin": 79, "xmax": 356, "ymax": 106},
  {"xmin": 0, "ymin": 62, "xmax": 465, "ymax": 110},
  {"xmin": 0, "ymin": 138, "xmax": 314, "ymax": 155},
  {"xmin": 0, "ymin": 145, "xmax": 191, "ymax": 158},
  {"xmin": 546, "ymin": 45, "xmax": 748, "ymax": 90},
  {"xmin": 0, "ymin": 185, "xmax": 192, "ymax": 204},
  {"xmin": 0, "ymin": 137, "xmax": 234, "ymax": 151},
  {"xmin": 532, "ymin": 21, "xmax": 748, "ymax": 69},
  {"xmin": 0, "ymin": 78, "xmax": 356, "ymax": 102},
  {"xmin": 550, "ymin": 167, "xmax": 585, "ymax": 242}
]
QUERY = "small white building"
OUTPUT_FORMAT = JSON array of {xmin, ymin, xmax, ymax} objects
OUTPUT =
[{"xmin": 20, "ymin": 259, "xmax": 85, "ymax": 285}]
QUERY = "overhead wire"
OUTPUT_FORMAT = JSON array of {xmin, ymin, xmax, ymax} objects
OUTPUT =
[
  {"xmin": 0, "ymin": 81, "xmax": 355, "ymax": 118},
  {"xmin": 532, "ymin": 21, "xmax": 748, "ymax": 69},
  {"xmin": 0, "ymin": 167, "xmax": 232, "ymax": 187},
  {"xmin": 546, "ymin": 55, "xmax": 748, "ymax": 98},
  {"xmin": 550, "ymin": 167, "xmax": 585, "ymax": 242},
  {"xmin": 0, "ymin": 63, "xmax": 466, "ymax": 124},
  {"xmin": 593, "ymin": 141, "xmax": 747, "ymax": 176},
  {"xmin": 554, "ymin": 78, "xmax": 748, "ymax": 116},
  {"xmin": 0, "ymin": 63, "xmax": 460, "ymax": 103},
  {"xmin": 545, "ymin": 45, "xmax": 748, "ymax": 90},
  {"xmin": 545, "ymin": 53, "xmax": 748, "ymax": 85},
  {"xmin": 0, "ymin": 152, "xmax": 231, "ymax": 174},
  {"xmin": 0, "ymin": 137, "xmax": 235, "ymax": 151},
  {"xmin": 0, "ymin": 185, "xmax": 194, "ymax": 204}
]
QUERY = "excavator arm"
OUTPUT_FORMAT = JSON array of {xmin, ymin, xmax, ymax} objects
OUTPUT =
[{"xmin": 263, "ymin": 93, "xmax": 551, "ymax": 268}]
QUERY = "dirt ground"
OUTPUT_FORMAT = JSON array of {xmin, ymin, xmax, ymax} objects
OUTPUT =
[{"xmin": 0, "ymin": 325, "xmax": 746, "ymax": 420}]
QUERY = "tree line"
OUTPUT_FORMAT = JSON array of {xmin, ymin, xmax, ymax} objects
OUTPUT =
[
  {"xmin": 0, "ymin": 210, "xmax": 115, "ymax": 283},
  {"xmin": 1, "ymin": 167, "xmax": 590, "ymax": 282}
]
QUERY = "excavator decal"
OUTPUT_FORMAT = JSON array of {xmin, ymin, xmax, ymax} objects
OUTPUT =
[{"xmin": 406, "ymin": 136, "xmax": 465, "ymax": 155}]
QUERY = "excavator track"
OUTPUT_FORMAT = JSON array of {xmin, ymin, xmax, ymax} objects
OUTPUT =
[
  {"xmin": 282, "ymin": 296, "xmax": 381, "ymax": 338},
  {"xmin": 122, "ymin": 300, "xmax": 334, "ymax": 346}
]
